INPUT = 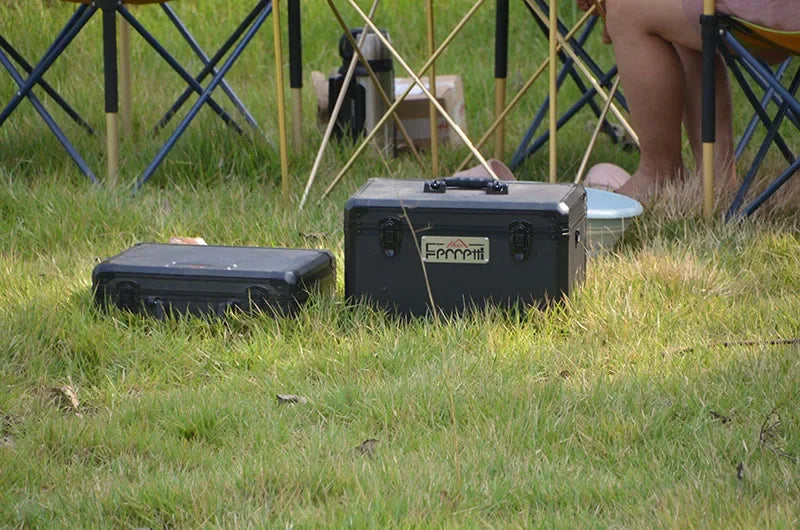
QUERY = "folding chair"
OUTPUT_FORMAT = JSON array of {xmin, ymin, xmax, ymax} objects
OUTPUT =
[
  {"xmin": 0, "ymin": 28, "xmax": 98, "ymax": 183},
  {"xmin": 508, "ymin": 2, "xmax": 635, "ymax": 171},
  {"xmin": 701, "ymin": 7, "xmax": 800, "ymax": 219},
  {"xmin": 456, "ymin": 0, "xmax": 638, "ymax": 179},
  {"xmin": 1, "ymin": 0, "xmax": 277, "ymax": 189},
  {"xmin": 132, "ymin": 0, "xmax": 275, "ymax": 190}
]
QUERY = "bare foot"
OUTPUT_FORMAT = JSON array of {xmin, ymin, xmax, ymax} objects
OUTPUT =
[
  {"xmin": 617, "ymin": 167, "xmax": 690, "ymax": 204},
  {"xmin": 583, "ymin": 163, "xmax": 631, "ymax": 191},
  {"xmin": 616, "ymin": 172, "xmax": 660, "ymax": 203}
]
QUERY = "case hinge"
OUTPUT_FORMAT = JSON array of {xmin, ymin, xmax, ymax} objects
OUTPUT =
[
  {"xmin": 378, "ymin": 218, "xmax": 402, "ymax": 257},
  {"xmin": 509, "ymin": 221, "xmax": 533, "ymax": 261}
]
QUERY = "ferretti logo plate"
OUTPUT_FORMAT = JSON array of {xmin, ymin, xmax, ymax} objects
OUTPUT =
[{"xmin": 421, "ymin": 236, "xmax": 490, "ymax": 264}]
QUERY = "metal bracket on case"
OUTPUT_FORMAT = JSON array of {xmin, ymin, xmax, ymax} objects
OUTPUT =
[
  {"xmin": 378, "ymin": 218, "xmax": 402, "ymax": 257},
  {"xmin": 485, "ymin": 180, "xmax": 509, "ymax": 195},
  {"xmin": 509, "ymin": 221, "xmax": 533, "ymax": 261},
  {"xmin": 424, "ymin": 179, "xmax": 447, "ymax": 193}
]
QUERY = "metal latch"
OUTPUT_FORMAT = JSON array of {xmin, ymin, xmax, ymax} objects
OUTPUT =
[
  {"xmin": 378, "ymin": 218, "xmax": 402, "ymax": 257},
  {"xmin": 509, "ymin": 221, "xmax": 533, "ymax": 261},
  {"xmin": 116, "ymin": 281, "xmax": 139, "ymax": 311}
]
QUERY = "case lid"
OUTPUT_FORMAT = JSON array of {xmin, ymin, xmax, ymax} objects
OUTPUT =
[
  {"xmin": 345, "ymin": 179, "xmax": 584, "ymax": 214},
  {"xmin": 92, "ymin": 243, "xmax": 333, "ymax": 285}
]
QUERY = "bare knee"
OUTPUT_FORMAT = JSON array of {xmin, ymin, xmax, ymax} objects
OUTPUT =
[
  {"xmin": 605, "ymin": 0, "xmax": 647, "ymax": 41},
  {"xmin": 606, "ymin": 0, "xmax": 702, "ymax": 49}
]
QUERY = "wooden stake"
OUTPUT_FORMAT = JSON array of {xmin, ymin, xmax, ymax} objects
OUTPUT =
[
  {"xmin": 426, "ymin": 0, "xmax": 438, "ymax": 179},
  {"xmin": 272, "ymin": 0, "xmax": 290, "ymax": 202},
  {"xmin": 119, "ymin": 17, "xmax": 133, "ymax": 138},
  {"xmin": 548, "ymin": 0, "xmax": 558, "ymax": 183},
  {"xmin": 455, "ymin": 6, "xmax": 596, "ymax": 172},
  {"xmin": 575, "ymin": 76, "xmax": 620, "ymax": 183}
]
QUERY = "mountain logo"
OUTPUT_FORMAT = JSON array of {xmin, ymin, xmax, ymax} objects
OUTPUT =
[{"xmin": 446, "ymin": 239, "xmax": 469, "ymax": 249}]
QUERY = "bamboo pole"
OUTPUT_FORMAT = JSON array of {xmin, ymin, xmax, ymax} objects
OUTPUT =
[
  {"xmin": 524, "ymin": 0, "xmax": 638, "ymax": 147},
  {"xmin": 299, "ymin": 0, "xmax": 381, "ymax": 210},
  {"xmin": 103, "ymin": 8, "xmax": 120, "ymax": 185},
  {"xmin": 426, "ymin": 0, "xmax": 438, "ymax": 179},
  {"xmin": 272, "ymin": 0, "xmax": 290, "ymax": 202},
  {"xmin": 702, "ymin": 0, "xmax": 716, "ymax": 219},
  {"xmin": 494, "ymin": 0, "xmax": 509, "ymax": 160},
  {"xmin": 320, "ymin": 0, "xmax": 490, "ymax": 201},
  {"xmin": 288, "ymin": 0, "xmax": 303, "ymax": 148},
  {"xmin": 549, "ymin": 0, "xmax": 557, "ymax": 182},
  {"xmin": 455, "ymin": 6, "xmax": 596, "ymax": 173},
  {"xmin": 575, "ymin": 76, "xmax": 620, "ymax": 183},
  {"xmin": 119, "ymin": 17, "xmax": 133, "ymax": 138}
]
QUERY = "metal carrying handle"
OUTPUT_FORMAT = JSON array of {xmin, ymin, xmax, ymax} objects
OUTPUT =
[{"xmin": 423, "ymin": 177, "xmax": 509, "ymax": 194}]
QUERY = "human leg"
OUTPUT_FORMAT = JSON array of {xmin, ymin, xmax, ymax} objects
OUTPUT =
[{"xmin": 604, "ymin": 0, "xmax": 716, "ymax": 200}]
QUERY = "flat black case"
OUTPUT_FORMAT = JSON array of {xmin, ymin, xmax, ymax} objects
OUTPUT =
[
  {"xmin": 344, "ymin": 178, "xmax": 586, "ymax": 315},
  {"xmin": 93, "ymin": 243, "xmax": 335, "ymax": 319}
]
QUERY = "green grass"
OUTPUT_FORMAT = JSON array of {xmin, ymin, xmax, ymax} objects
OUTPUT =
[{"xmin": 2, "ymin": 1, "xmax": 800, "ymax": 527}]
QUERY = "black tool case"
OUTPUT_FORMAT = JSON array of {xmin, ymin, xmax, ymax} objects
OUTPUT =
[
  {"xmin": 92, "ymin": 243, "xmax": 335, "ymax": 319},
  {"xmin": 344, "ymin": 178, "xmax": 586, "ymax": 315}
]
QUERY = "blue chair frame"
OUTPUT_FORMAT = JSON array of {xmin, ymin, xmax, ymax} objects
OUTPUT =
[
  {"xmin": 1, "ymin": 1, "xmax": 275, "ymax": 189},
  {"xmin": 701, "ymin": 14, "xmax": 800, "ymax": 219},
  {"xmin": 508, "ymin": 0, "xmax": 632, "ymax": 171},
  {"xmin": 0, "ymin": 22, "xmax": 98, "ymax": 182}
]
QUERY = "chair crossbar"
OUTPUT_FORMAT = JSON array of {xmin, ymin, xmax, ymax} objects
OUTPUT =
[
  {"xmin": 718, "ymin": 25, "xmax": 800, "ymax": 219},
  {"xmin": 156, "ymin": 2, "xmax": 264, "ymax": 136},
  {"xmin": 134, "ymin": 0, "xmax": 273, "ymax": 191},
  {"xmin": 0, "ymin": 46, "xmax": 97, "ymax": 182},
  {"xmin": 0, "ymin": 35, "xmax": 95, "ymax": 135},
  {"xmin": 510, "ymin": 1, "xmax": 629, "ymax": 170}
]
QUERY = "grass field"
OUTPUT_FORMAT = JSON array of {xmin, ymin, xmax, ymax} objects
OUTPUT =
[{"xmin": 2, "ymin": 1, "xmax": 800, "ymax": 527}]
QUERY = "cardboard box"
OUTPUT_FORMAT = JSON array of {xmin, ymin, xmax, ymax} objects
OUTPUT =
[
  {"xmin": 394, "ymin": 75, "xmax": 467, "ymax": 150},
  {"xmin": 311, "ymin": 72, "xmax": 467, "ymax": 151}
]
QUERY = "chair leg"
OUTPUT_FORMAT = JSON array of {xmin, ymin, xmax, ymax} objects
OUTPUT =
[
  {"xmin": 742, "ymin": 157, "xmax": 800, "ymax": 217},
  {"xmin": 0, "ymin": 35, "xmax": 95, "ymax": 135},
  {"xmin": 288, "ymin": 0, "xmax": 303, "ymax": 149},
  {"xmin": 134, "ymin": 1, "xmax": 274, "ymax": 191},
  {"xmin": 0, "ymin": 47, "xmax": 97, "ymax": 183},
  {"xmin": 494, "ymin": 0, "xmax": 509, "ymax": 160},
  {"xmin": 724, "ymin": 36, "xmax": 800, "ymax": 134},
  {"xmin": 119, "ymin": 17, "xmax": 133, "ymax": 138},
  {"xmin": 723, "ymin": 49, "xmax": 795, "ymax": 167},
  {"xmin": 530, "ymin": 0, "xmax": 629, "ymax": 111},
  {"xmin": 735, "ymin": 59, "xmax": 792, "ymax": 160},
  {"xmin": 103, "ymin": 7, "xmax": 120, "ymax": 185},
  {"xmin": 510, "ymin": 12, "xmax": 631, "ymax": 169},
  {"xmin": 511, "ymin": 66, "xmax": 620, "ymax": 170},
  {"xmin": 701, "ymin": 10, "xmax": 718, "ymax": 220},
  {"xmin": 727, "ymin": 65, "xmax": 800, "ymax": 220}
]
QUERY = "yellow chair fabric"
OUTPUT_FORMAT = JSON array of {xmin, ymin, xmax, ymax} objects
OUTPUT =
[{"xmin": 730, "ymin": 17, "xmax": 800, "ymax": 57}]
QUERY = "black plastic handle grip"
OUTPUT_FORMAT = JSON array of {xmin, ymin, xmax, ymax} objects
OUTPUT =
[
  {"xmin": 444, "ymin": 176, "xmax": 497, "ymax": 189},
  {"xmin": 288, "ymin": 0, "xmax": 303, "ymax": 89},
  {"xmin": 423, "ymin": 177, "xmax": 508, "ymax": 194}
]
